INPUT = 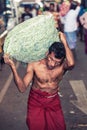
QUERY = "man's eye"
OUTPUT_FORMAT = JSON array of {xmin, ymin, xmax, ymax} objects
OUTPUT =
[{"xmin": 55, "ymin": 62, "xmax": 60, "ymax": 66}]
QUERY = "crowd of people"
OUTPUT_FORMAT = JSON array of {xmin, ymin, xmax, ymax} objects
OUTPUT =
[{"xmin": 19, "ymin": 0, "xmax": 87, "ymax": 58}]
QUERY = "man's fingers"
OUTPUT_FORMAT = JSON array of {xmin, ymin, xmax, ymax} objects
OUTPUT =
[
  {"xmin": 3, "ymin": 53, "xmax": 10, "ymax": 58},
  {"xmin": 3, "ymin": 53, "xmax": 10, "ymax": 63}
]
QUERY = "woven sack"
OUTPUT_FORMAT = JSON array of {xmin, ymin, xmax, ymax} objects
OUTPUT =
[{"xmin": 4, "ymin": 14, "xmax": 60, "ymax": 63}]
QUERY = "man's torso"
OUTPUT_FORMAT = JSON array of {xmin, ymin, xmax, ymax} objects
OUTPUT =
[{"xmin": 31, "ymin": 59, "xmax": 65, "ymax": 94}]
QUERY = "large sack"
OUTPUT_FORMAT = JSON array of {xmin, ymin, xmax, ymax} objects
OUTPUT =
[{"xmin": 4, "ymin": 14, "xmax": 60, "ymax": 63}]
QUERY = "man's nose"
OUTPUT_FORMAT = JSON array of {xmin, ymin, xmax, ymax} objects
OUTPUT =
[{"xmin": 51, "ymin": 61, "xmax": 55, "ymax": 67}]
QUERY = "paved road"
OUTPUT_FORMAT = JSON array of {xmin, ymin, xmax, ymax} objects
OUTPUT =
[{"xmin": 0, "ymin": 38, "xmax": 87, "ymax": 130}]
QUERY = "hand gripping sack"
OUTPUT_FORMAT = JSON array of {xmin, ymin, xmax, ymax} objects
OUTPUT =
[{"xmin": 4, "ymin": 14, "xmax": 60, "ymax": 63}]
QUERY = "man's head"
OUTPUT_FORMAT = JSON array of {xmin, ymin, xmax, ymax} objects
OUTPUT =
[
  {"xmin": 24, "ymin": 6, "xmax": 30, "ymax": 13},
  {"xmin": 46, "ymin": 42, "xmax": 66, "ymax": 70},
  {"xmin": 49, "ymin": 3, "xmax": 55, "ymax": 12}
]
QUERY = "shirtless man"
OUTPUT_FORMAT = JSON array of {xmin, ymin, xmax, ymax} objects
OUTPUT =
[{"xmin": 4, "ymin": 32, "xmax": 74, "ymax": 130}]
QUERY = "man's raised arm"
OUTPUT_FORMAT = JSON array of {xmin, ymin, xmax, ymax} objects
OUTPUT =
[
  {"xmin": 4, "ymin": 54, "xmax": 34, "ymax": 93},
  {"xmin": 59, "ymin": 32, "xmax": 75, "ymax": 70}
]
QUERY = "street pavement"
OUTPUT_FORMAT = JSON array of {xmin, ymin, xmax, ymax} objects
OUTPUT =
[{"xmin": 0, "ymin": 38, "xmax": 87, "ymax": 130}]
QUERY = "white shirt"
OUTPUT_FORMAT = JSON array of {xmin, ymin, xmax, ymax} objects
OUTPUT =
[{"xmin": 61, "ymin": 6, "xmax": 80, "ymax": 32}]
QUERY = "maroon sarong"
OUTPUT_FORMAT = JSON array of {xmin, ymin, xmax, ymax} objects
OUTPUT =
[{"xmin": 26, "ymin": 89, "xmax": 66, "ymax": 130}]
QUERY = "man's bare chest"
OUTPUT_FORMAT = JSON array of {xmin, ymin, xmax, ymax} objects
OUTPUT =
[{"xmin": 34, "ymin": 67, "xmax": 63, "ymax": 83}]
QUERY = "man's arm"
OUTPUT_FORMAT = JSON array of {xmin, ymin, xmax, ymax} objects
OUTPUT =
[
  {"xmin": 4, "ymin": 54, "xmax": 34, "ymax": 93},
  {"xmin": 59, "ymin": 32, "xmax": 75, "ymax": 70}
]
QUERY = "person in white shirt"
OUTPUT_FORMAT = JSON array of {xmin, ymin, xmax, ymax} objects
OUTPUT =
[{"xmin": 60, "ymin": 1, "xmax": 80, "ymax": 58}]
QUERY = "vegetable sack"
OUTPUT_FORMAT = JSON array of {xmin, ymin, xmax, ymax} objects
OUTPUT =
[{"xmin": 4, "ymin": 14, "xmax": 60, "ymax": 63}]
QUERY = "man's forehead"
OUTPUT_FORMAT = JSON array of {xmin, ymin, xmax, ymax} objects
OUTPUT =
[{"xmin": 48, "ymin": 52, "xmax": 61, "ymax": 61}]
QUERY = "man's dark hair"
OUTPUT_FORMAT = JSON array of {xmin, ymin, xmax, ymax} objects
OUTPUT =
[
  {"xmin": 49, "ymin": 42, "xmax": 66, "ymax": 59},
  {"xmin": 50, "ymin": 3, "xmax": 55, "ymax": 7},
  {"xmin": 43, "ymin": 6, "xmax": 49, "ymax": 11}
]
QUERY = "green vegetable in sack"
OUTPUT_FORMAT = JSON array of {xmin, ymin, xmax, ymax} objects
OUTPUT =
[{"xmin": 4, "ymin": 14, "xmax": 60, "ymax": 63}]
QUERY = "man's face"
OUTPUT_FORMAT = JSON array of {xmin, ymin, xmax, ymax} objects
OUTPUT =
[
  {"xmin": 46, "ymin": 52, "xmax": 63, "ymax": 70},
  {"xmin": 50, "ymin": 5, "xmax": 54, "ymax": 11},
  {"xmin": 25, "ymin": 8, "xmax": 30, "ymax": 13}
]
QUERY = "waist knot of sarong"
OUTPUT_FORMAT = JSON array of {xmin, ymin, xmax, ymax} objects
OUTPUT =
[{"xmin": 31, "ymin": 88, "xmax": 58, "ymax": 99}]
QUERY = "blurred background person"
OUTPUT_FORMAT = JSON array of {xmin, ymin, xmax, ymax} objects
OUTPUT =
[
  {"xmin": 0, "ymin": 18, "xmax": 5, "ymax": 34},
  {"xmin": 21, "ymin": 6, "xmax": 33, "ymax": 22},
  {"xmin": 60, "ymin": 1, "xmax": 81, "ymax": 59},
  {"xmin": 49, "ymin": 3, "xmax": 55, "ymax": 13},
  {"xmin": 80, "ymin": 0, "xmax": 87, "ymax": 54}
]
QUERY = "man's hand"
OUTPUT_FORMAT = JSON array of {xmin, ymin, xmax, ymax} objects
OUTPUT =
[
  {"xmin": 59, "ymin": 32, "xmax": 67, "ymax": 46},
  {"xmin": 3, "ymin": 54, "xmax": 15, "ymax": 67}
]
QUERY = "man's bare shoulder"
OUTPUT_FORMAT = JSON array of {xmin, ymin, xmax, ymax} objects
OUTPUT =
[{"xmin": 27, "ymin": 59, "xmax": 44, "ymax": 70}]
